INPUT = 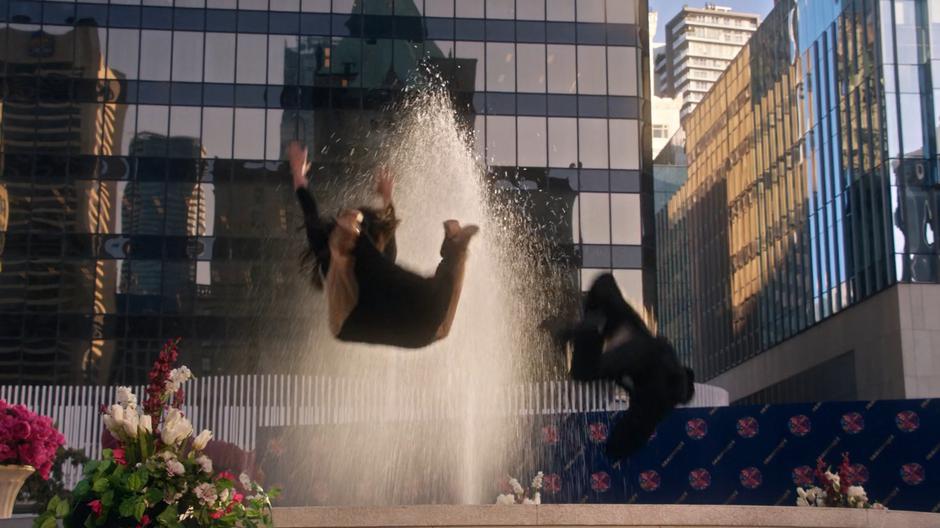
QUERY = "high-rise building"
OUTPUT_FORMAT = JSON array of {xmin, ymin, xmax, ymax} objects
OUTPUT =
[
  {"xmin": 1, "ymin": 0, "xmax": 653, "ymax": 385},
  {"xmin": 656, "ymin": 4, "xmax": 759, "ymax": 120},
  {"xmin": 656, "ymin": 0, "xmax": 940, "ymax": 404},
  {"xmin": 649, "ymin": 11, "xmax": 682, "ymax": 160}
]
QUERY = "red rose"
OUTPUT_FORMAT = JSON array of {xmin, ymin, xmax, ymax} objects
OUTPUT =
[
  {"xmin": 88, "ymin": 499, "xmax": 103, "ymax": 517},
  {"xmin": 113, "ymin": 449, "xmax": 127, "ymax": 466},
  {"xmin": 137, "ymin": 514, "xmax": 151, "ymax": 527}
]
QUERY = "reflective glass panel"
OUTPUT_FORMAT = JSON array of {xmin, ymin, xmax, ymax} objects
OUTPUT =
[
  {"xmin": 486, "ymin": 116, "xmax": 516, "ymax": 166},
  {"xmin": 578, "ymin": 118, "xmax": 608, "ymax": 168},
  {"xmin": 172, "ymin": 32, "xmax": 205, "ymax": 82},
  {"xmin": 547, "ymin": 0, "xmax": 574, "ymax": 21},
  {"xmin": 517, "ymin": 117, "xmax": 547, "ymax": 166},
  {"xmin": 548, "ymin": 117, "xmax": 577, "ymax": 167},
  {"xmin": 577, "ymin": 45, "xmax": 606, "ymax": 94},
  {"xmin": 486, "ymin": 43, "xmax": 515, "ymax": 92},
  {"xmin": 237, "ymin": 34, "xmax": 268, "ymax": 84},
  {"xmin": 547, "ymin": 45, "xmax": 576, "ymax": 93},
  {"xmin": 204, "ymin": 33, "xmax": 236, "ymax": 83},
  {"xmin": 517, "ymin": 44, "xmax": 546, "ymax": 92}
]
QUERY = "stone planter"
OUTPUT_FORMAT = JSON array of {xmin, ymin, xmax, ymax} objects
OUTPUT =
[{"xmin": 0, "ymin": 465, "xmax": 34, "ymax": 519}]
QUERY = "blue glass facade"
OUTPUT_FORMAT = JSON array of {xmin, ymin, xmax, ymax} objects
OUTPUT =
[
  {"xmin": 0, "ymin": 0, "xmax": 651, "ymax": 384},
  {"xmin": 656, "ymin": 0, "xmax": 940, "ymax": 389}
]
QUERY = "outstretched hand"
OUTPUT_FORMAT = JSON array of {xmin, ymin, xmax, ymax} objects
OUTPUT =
[
  {"xmin": 289, "ymin": 141, "xmax": 311, "ymax": 190},
  {"xmin": 375, "ymin": 166, "xmax": 394, "ymax": 205}
]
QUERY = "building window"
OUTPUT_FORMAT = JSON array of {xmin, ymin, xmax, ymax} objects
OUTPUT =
[{"xmin": 652, "ymin": 124, "xmax": 670, "ymax": 139}]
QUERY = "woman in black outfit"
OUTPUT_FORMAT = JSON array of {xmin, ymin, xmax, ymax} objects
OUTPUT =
[{"xmin": 290, "ymin": 141, "xmax": 478, "ymax": 349}]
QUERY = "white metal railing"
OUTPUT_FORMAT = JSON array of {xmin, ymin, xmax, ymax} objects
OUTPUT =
[{"xmin": 1, "ymin": 377, "xmax": 727, "ymax": 486}]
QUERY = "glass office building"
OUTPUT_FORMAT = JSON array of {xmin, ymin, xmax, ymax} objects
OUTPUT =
[
  {"xmin": 656, "ymin": 0, "xmax": 940, "ymax": 402},
  {"xmin": 0, "ymin": 0, "xmax": 651, "ymax": 384}
]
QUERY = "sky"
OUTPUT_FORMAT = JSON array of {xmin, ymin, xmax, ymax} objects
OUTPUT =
[{"xmin": 648, "ymin": 0, "xmax": 776, "ymax": 41}]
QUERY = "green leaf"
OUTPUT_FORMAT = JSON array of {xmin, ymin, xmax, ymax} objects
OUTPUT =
[
  {"xmin": 92, "ymin": 478, "xmax": 109, "ymax": 493},
  {"xmin": 83, "ymin": 514, "xmax": 95, "ymax": 528},
  {"xmin": 119, "ymin": 496, "xmax": 137, "ymax": 518},
  {"xmin": 45, "ymin": 495, "xmax": 61, "ymax": 513},
  {"xmin": 157, "ymin": 503, "xmax": 179, "ymax": 527},
  {"xmin": 33, "ymin": 512, "xmax": 57, "ymax": 528},
  {"xmin": 55, "ymin": 497, "xmax": 70, "ymax": 517},
  {"xmin": 73, "ymin": 480, "xmax": 91, "ymax": 500},
  {"xmin": 100, "ymin": 490, "xmax": 115, "ymax": 508},
  {"xmin": 128, "ymin": 468, "xmax": 148, "ymax": 491},
  {"xmin": 146, "ymin": 487, "xmax": 163, "ymax": 504},
  {"xmin": 83, "ymin": 461, "xmax": 99, "ymax": 475},
  {"xmin": 134, "ymin": 497, "xmax": 147, "ymax": 521},
  {"xmin": 101, "ymin": 449, "xmax": 112, "ymax": 459}
]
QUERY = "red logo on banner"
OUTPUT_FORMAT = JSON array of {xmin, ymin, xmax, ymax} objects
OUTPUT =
[
  {"xmin": 788, "ymin": 415, "xmax": 812, "ymax": 437},
  {"xmin": 588, "ymin": 423, "xmax": 608, "ymax": 443},
  {"xmin": 542, "ymin": 425, "xmax": 559, "ymax": 445},
  {"xmin": 739, "ymin": 467, "xmax": 763, "ymax": 490},
  {"xmin": 688, "ymin": 468, "xmax": 711, "ymax": 491},
  {"xmin": 590, "ymin": 471, "xmax": 611, "ymax": 493},
  {"xmin": 791, "ymin": 465, "xmax": 815, "ymax": 486},
  {"xmin": 901, "ymin": 463, "xmax": 925, "ymax": 486},
  {"xmin": 840, "ymin": 412, "xmax": 865, "ymax": 434},
  {"xmin": 638, "ymin": 470, "xmax": 661, "ymax": 492},
  {"xmin": 843, "ymin": 463, "xmax": 869, "ymax": 486},
  {"xmin": 686, "ymin": 418, "xmax": 708, "ymax": 440},
  {"xmin": 543, "ymin": 473, "xmax": 562, "ymax": 494},
  {"xmin": 736, "ymin": 416, "xmax": 759, "ymax": 438},
  {"xmin": 896, "ymin": 411, "xmax": 920, "ymax": 433}
]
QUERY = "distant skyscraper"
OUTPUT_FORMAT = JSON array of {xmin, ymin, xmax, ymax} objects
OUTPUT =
[
  {"xmin": 656, "ymin": 4, "xmax": 759, "ymax": 119},
  {"xmin": 649, "ymin": 11, "xmax": 683, "ymax": 159}
]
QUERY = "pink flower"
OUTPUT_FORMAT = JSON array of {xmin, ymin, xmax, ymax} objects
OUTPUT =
[
  {"xmin": 88, "ymin": 499, "xmax": 103, "ymax": 517},
  {"xmin": 211, "ymin": 510, "xmax": 224, "ymax": 520},
  {"xmin": 232, "ymin": 492, "xmax": 244, "ymax": 504},
  {"xmin": 137, "ymin": 514, "xmax": 151, "ymax": 527},
  {"xmin": 12, "ymin": 421, "xmax": 31, "ymax": 440},
  {"xmin": 113, "ymin": 448, "xmax": 127, "ymax": 466},
  {"xmin": 216, "ymin": 471, "xmax": 237, "ymax": 483}
]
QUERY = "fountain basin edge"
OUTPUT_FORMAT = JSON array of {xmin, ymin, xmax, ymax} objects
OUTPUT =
[{"xmin": 272, "ymin": 504, "xmax": 939, "ymax": 528}]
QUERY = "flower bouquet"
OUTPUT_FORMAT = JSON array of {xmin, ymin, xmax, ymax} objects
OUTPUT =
[
  {"xmin": 0, "ymin": 400, "xmax": 65, "ymax": 518},
  {"xmin": 495, "ymin": 472, "xmax": 543, "ymax": 505},
  {"xmin": 795, "ymin": 453, "xmax": 884, "ymax": 510},
  {"xmin": 35, "ymin": 340, "xmax": 279, "ymax": 528}
]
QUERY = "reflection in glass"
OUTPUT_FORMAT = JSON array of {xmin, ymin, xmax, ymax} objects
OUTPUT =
[
  {"xmin": 486, "ymin": 0, "xmax": 514, "ymax": 19},
  {"xmin": 204, "ymin": 33, "xmax": 236, "ymax": 83},
  {"xmin": 517, "ymin": 117, "xmax": 546, "ymax": 167},
  {"xmin": 548, "ymin": 117, "xmax": 577, "ymax": 167},
  {"xmin": 173, "ymin": 32, "xmax": 204, "ymax": 82},
  {"xmin": 605, "ymin": 0, "xmax": 635, "ymax": 24},
  {"xmin": 234, "ymin": 108, "xmax": 266, "ymax": 160},
  {"xmin": 140, "ymin": 31, "xmax": 172, "ymax": 81},
  {"xmin": 609, "ymin": 120, "xmax": 638, "ymax": 169},
  {"xmin": 547, "ymin": 45, "xmax": 576, "ymax": 93},
  {"xmin": 576, "ymin": 0, "xmax": 605, "ymax": 22},
  {"xmin": 486, "ymin": 43, "xmax": 515, "ymax": 92},
  {"xmin": 266, "ymin": 109, "xmax": 285, "ymax": 160},
  {"xmin": 169, "ymin": 107, "xmax": 202, "ymax": 156},
  {"xmin": 517, "ymin": 44, "xmax": 546, "ymax": 92},
  {"xmin": 137, "ymin": 106, "xmax": 170, "ymax": 148},
  {"xmin": 578, "ymin": 118, "xmax": 607, "ymax": 169},
  {"xmin": 546, "ymin": 0, "xmax": 574, "ymax": 21},
  {"xmin": 577, "ymin": 46, "xmax": 606, "ymax": 95},
  {"xmin": 456, "ymin": 0, "xmax": 483, "ymax": 18},
  {"xmin": 610, "ymin": 193, "xmax": 640, "ymax": 244},
  {"xmin": 425, "ymin": 0, "xmax": 454, "ymax": 17},
  {"xmin": 607, "ymin": 47, "xmax": 636, "ymax": 96},
  {"xmin": 202, "ymin": 108, "xmax": 234, "ymax": 158},
  {"xmin": 516, "ymin": 0, "xmax": 545, "ymax": 20},
  {"xmin": 269, "ymin": 35, "xmax": 299, "ymax": 85},
  {"xmin": 455, "ymin": 41, "xmax": 486, "ymax": 92},
  {"xmin": 237, "ymin": 34, "xmax": 268, "ymax": 84},
  {"xmin": 576, "ymin": 193, "xmax": 610, "ymax": 243},
  {"xmin": 486, "ymin": 116, "xmax": 516, "ymax": 166},
  {"xmin": 107, "ymin": 28, "xmax": 140, "ymax": 80}
]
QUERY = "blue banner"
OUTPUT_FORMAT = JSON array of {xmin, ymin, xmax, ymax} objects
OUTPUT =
[{"xmin": 535, "ymin": 400, "xmax": 940, "ymax": 512}]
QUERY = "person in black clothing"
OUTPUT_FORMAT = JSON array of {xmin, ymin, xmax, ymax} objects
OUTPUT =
[
  {"xmin": 290, "ymin": 141, "xmax": 479, "ymax": 349},
  {"xmin": 546, "ymin": 273, "xmax": 695, "ymax": 461}
]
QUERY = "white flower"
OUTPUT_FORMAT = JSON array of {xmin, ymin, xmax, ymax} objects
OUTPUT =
[
  {"xmin": 139, "ymin": 414, "xmax": 153, "ymax": 436},
  {"xmin": 522, "ymin": 498, "xmax": 535, "ymax": 505},
  {"xmin": 796, "ymin": 497, "xmax": 810, "ymax": 507},
  {"xmin": 122, "ymin": 409, "xmax": 140, "ymax": 439},
  {"xmin": 239, "ymin": 473, "xmax": 253, "ymax": 490},
  {"xmin": 104, "ymin": 404, "xmax": 125, "ymax": 437},
  {"xmin": 495, "ymin": 494, "xmax": 516, "ymax": 505},
  {"xmin": 219, "ymin": 488, "xmax": 231, "ymax": 504},
  {"xmin": 824, "ymin": 471, "xmax": 841, "ymax": 490},
  {"xmin": 165, "ymin": 457, "xmax": 185, "ymax": 477},
  {"xmin": 116, "ymin": 386, "xmax": 137, "ymax": 407},
  {"xmin": 109, "ymin": 404, "xmax": 125, "ymax": 423},
  {"xmin": 196, "ymin": 455, "xmax": 213, "ymax": 474},
  {"xmin": 847, "ymin": 486, "xmax": 866, "ymax": 499},
  {"xmin": 165, "ymin": 366, "xmax": 193, "ymax": 396},
  {"xmin": 161, "ymin": 408, "xmax": 194, "ymax": 446},
  {"xmin": 193, "ymin": 429, "xmax": 213, "ymax": 451},
  {"xmin": 194, "ymin": 483, "xmax": 218, "ymax": 505},
  {"xmin": 532, "ymin": 492, "xmax": 541, "ymax": 505},
  {"xmin": 531, "ymin": 471, "xmax": 544, "ymax": 490},
  {"xmin": 509, "ymin": 478, "xmax": 524, "ymax": 495}
]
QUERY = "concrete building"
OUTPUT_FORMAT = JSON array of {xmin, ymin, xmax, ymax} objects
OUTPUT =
[
  {"xmin": 656, "ymin": 4, "xmax": 758, "ymax": 120},
  {"xmin": 656, "ymin": 0, "xmax": 940, "ymax": 403},
  {"xmin": 649, "ymin": 11, "xmax": 683, "ymax": 159}
]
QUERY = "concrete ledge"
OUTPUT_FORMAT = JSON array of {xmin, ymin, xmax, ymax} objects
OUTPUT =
[{"xmin": 272, "ymin": 504, "xmax": 940, "ymax": 528}]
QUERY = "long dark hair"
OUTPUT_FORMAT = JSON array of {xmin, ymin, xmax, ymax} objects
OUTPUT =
[{"xmin": 302, "ymin": 204, "xmax": 400, "ymax": 289}]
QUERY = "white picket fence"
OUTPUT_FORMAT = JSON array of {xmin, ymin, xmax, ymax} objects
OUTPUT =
[{"xmin": 0, "ymin": 376, "xmax": 727, "ymax": 487}]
